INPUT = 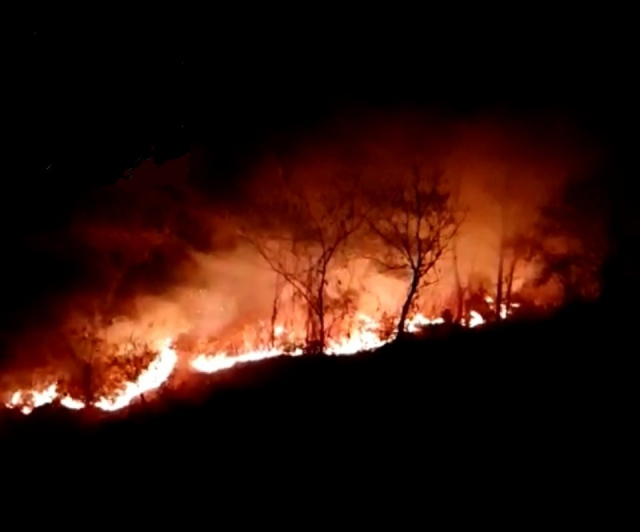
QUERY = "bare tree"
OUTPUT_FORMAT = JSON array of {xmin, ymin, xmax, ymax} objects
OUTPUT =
[
  {"xmin": 501, "ymin": 232, "xmax": 535, "ymax": 315},
  {"xmin": 269, "ymin": 273, "xmax": 284, "ymax": 349},
  {"xmin": 452, "ymin": 240, "xmax": 465, "ymax": 322},
  {"xmin": 492, "ymin": 170, "xmax": 535, "ymax": 320},
  {"xmin": 366, "ymin": 167, "xmax": 461, "ymax": 336},
  {"xmin": 241, "ymin": 172, "xmax": 365, "ymax": 353},
  {"xmin": 493, "ymin": 172, "xmax": 510, "ymax": 320},
  {"xmin": 449, "ymin": 171, "xmax": 468, "ymax": 322},
  {"xmin": 324, "ymin": 269, "xmax": 362, "ymax": 344}
]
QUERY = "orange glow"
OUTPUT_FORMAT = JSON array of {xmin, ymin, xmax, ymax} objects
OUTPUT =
[
  {"xmin": 4, "ymin": 337, "xmax": 177, "ymax": 415},
  {"xmin": 93, "ymin": 338, "xmax": 178, "ymax": 411},
  {"xmin": 2, "ymin": 308, "xmax": 496, "ymax": 416}
]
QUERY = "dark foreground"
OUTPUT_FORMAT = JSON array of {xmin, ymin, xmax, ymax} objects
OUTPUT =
[{"xmin": 0, "ymin": 303, "xmax": 632, "ymax": 520}]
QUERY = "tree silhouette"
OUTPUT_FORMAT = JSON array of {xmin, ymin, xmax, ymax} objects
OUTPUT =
[
  {"xmin": 366, "ymin": 167, "xmax": 461, "ymax": 336},
  {"xmin": 501, "ymin": 232, "xmax": 536, "ymax": 315},
  {"xmin": 532, "ymin": 176, "xmax": 609, "ymax": 302},
  {"xmin": 242, "ymin": 171, "xmax": 365, "ymax": 352}
]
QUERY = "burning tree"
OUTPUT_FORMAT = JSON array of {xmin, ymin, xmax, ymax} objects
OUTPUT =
[
  {"xmin": 366, "ymin": 167, "xmax": 461, "ymax": 336},
  {"xmin": 242, "ymin": 171, "xmax": 365, "ymax": 353}
]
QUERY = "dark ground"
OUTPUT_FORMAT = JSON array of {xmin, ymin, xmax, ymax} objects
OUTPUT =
[{"xmin": 0, "ymin": 301, "xmax": 631, "ymax": 520}]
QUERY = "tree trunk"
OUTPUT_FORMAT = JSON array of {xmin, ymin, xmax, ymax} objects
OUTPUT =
[
  {"xmin": 495, "ymin": 172, "xmax": 508, "ymax": 320},
  {"xmin": 495, "ymin": 247, "xmax": 504, "ymax": 320},
  {"xmin": 82, "ymin": 361, "xmax": 93, "ymax": 405},
  {"xmin": 317, "ymin": 272, "xmax": 326, "ymax": 352},
  {"xmin": 397, "ymin": 272, "xmax": 420, "ymax": 336},
  {"xmin": 270, "ymin": 274, "xmax": 281, "ymax": 348},
  {"xmin": 451, "ymin": 172, "xmax": 464, "ymax": 323},
  {"xmin": 305, "ymin": 305, "xmax": 315, "ymax": 351},
  {"xmin": 304, "ymin": 269, "xmax": 315, "ymax": 349},
  {"xmin": 505, "ymin": 258, "xmax": 517, "ymax": 315},
  {"xmin": 303, "ymin": 273, "xmax": 327, "ymax": 354},
  {"xmin": 452, "ymin": 242, "xmax": 464, "ymax": 323}
]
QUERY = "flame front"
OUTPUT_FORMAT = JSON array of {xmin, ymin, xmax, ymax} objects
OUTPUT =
[
  {"xmin": 8, "ymin": 384, "xmax": 59, "ymax": 415},
  {"xmin": 3, "ymin": 308, "xmax": 492, "ymax": 416},
  {"xmin": 4, "ymin": 338, "xmax": 178, "ymax": 415},
  {"xmin": 93, "ymin": 338, "xmax": 178, "ymax": 411}
]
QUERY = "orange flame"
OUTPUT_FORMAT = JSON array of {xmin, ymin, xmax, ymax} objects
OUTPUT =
[
  {"xmin": 3, "ymin": 309, "xmax": 494, "ymax": 417},
  {"xmin": 93, "ymin": 338, "xmax": 178, "ymax": 411},
  {"xmin": 4, "ymin": 338, "xmax": 177, "ymax": 415}
]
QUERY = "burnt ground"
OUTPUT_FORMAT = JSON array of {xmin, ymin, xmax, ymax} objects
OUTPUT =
[{"xmin": 0, "ymin": 302, "xmax": 632, "ymax": 521}]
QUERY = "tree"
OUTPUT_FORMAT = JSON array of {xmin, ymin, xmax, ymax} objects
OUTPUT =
[
  {"xmin": 366, "ymin": 167, "xmax": 461, "ymax": 336},
  {"xmin": 269, "ymin": 273, "xmax": 284, "ymax": 349},
  {"xmin": 491, "ymin": 170, "xmax": 534, "ymax": 320},
  {"xmin": 493, "ymin": 171, "xmax": 512, "ymax": 321},
  {"xmin": 64, "ymin": 320, "xmax": 158, "ymax": 404},
  {"xmin": 450, "ymin": 170, "xmax": 467, "ymax": 322},
  {"xmin": 531, "ymin": 176, "xmax": 609, "ymax": 303},
  {"xmin": 501, "ymin": 232, "xmax": 536, "ymax": 316},
  {"xmin": 241, "ymin": 171, "xmax": 365, "ymax": 353}
]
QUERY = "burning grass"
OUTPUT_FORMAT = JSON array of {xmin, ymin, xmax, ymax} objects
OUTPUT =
[{"xmin": 1, "ymin": 296, "xmax": 520, "ymax": 418}]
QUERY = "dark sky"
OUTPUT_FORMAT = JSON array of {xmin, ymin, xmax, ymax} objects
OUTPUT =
[{"xmin": 8, "ymin": 17, "xmax": 634, "ymax": 198}]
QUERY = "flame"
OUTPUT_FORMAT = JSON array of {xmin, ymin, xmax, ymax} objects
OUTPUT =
[
  {"xmin": 484, "ymin": 296, "xmax": 520, "ymax": 320},
  {"xmin": 7, "ymin": 384, "xmax": 58, "ymax": 415},
  {"xmin": 94, "ymin": 338, "xmax": 178, "ymax": 411},
  {"xmin": 327, "ymin": 313, "xmax": 387, "ymax": 355},
  {"xmin": 4, "ymin": 338, "xmax": 177, "ymax": 415},
  {"xmin": 407, "ymin": 313, "xmax": 445, "ymax": 332},
  {"xmin": 190, "ymin": 323, "xmax": 304, "ymax": 374},
  {"xmin": 468, "ymin": 310, "xmax": 484, "ymax": 328},
  {"xmin": 1, "ymin": 305, "xmax": 500, "ymax": 417},
  {"xmin": 191, "ymin": 347, "xmax": 301, "ymax": 374},
  {"xmin": 190, "ymin": 312, "xmax": 460, "ymax": 373},
  {"xmin": 60, "ymin": 396, "xmax": 85, "ymax": 410}
]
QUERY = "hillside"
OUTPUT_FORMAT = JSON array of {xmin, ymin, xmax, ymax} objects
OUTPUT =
[{"xmin": 0, "ymin": 302, "xmax": 630, "ymax": 516}]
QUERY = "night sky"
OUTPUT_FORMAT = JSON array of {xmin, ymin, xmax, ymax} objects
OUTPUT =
[{"xmin": 9, "ymin": 17, "xmax": 634, "ymax": 194}]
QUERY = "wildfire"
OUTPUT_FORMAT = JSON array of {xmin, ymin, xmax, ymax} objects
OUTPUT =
[
  {"xmin": 4, "ymin": 337, "xmax": 178, "ymax": 415},
  {"xmin": 93, "ymin": 338, "xmax": 178, "ymax": 411},
  {"xmin": 484, "ymin": 296, "xmax": 520, "ymax": 319},
  {"xmin": 7, "ymin": 384, "xmax": 59, "ymax": 415},
  {"xmin": 2, "ymin": 308, "xmax": 494, "ymax": 417},
  {"xmin": 191, "ymin": 347, "xmax": 300, "ymax": 374}
]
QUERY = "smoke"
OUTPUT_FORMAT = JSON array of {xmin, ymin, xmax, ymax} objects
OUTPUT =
[
  {"xmin": 241, "ymin": 108, "xmax": 600, "ymax": 306},
  {"xmin": 1, "ymin": 106, "xmax": 604, "ymax": 376}
]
